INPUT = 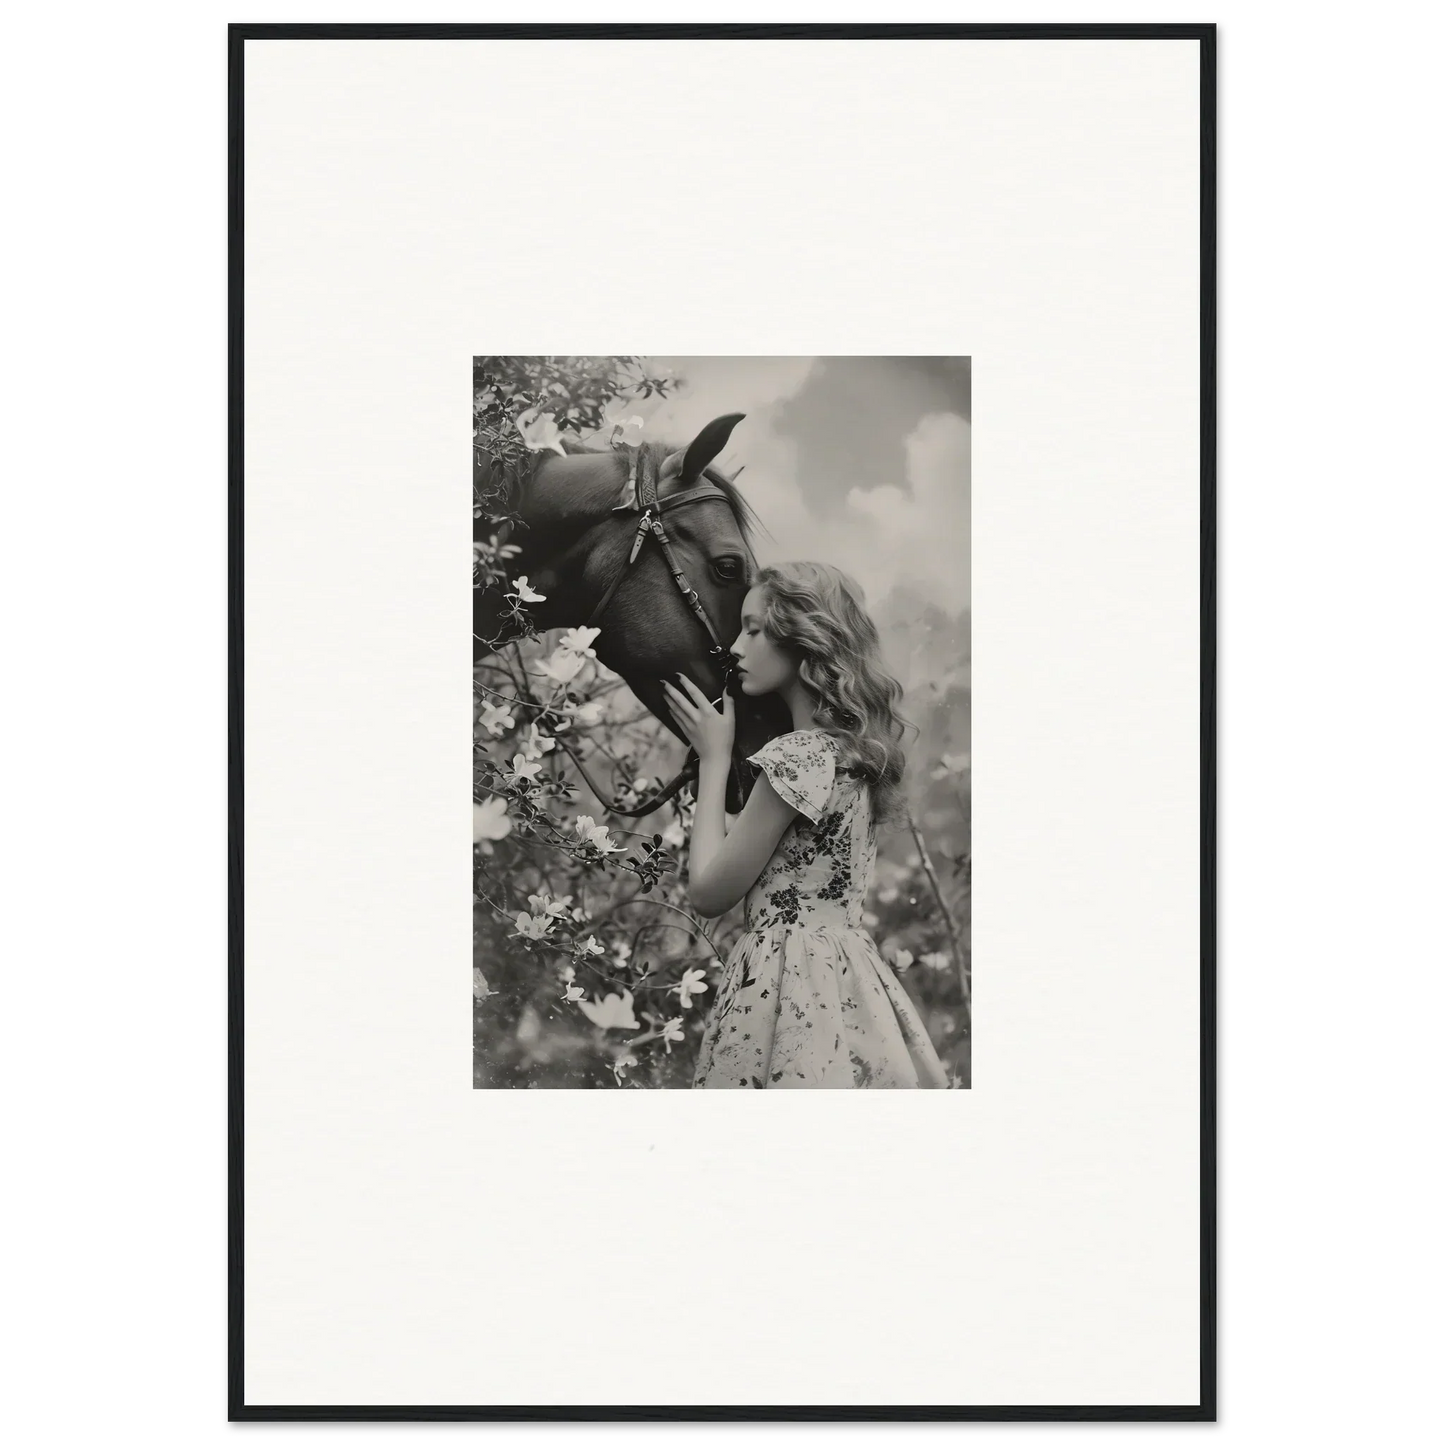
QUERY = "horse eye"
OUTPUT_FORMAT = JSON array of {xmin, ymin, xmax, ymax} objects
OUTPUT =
[{"xmin": 712, "ymin": 556, "xmax": 744, "ymax": 582}]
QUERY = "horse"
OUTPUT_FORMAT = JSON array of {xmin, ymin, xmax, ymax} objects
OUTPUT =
[{"xmin": 474, "ymin": 413, "xmax": 790, "ymax": 813}]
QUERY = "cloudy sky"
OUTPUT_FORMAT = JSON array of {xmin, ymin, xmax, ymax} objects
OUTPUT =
[{"xmin": 630, "ymin": 357, "xmax": 971, "ymax": 621}]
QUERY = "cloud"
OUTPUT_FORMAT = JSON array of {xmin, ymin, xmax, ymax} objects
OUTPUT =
[
  {"xmin": 639, "ymin": 356, "xmax": 818, "ymax": 463},
  {"xmin": 621, "ymin": 359, "xmax": 970, "ymax": 619},
  {"xmin": 809, "ymin": 411, "xmax": 971, "ymax": 616},
  {"xmin": 743, "ymin": 410, "xmax": 970, "ymax": 619}
]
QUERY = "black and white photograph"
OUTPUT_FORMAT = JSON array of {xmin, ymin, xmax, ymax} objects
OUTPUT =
[{"xmin": 473, "ymin": 357, "xmax": 972, "ymax": 1088}]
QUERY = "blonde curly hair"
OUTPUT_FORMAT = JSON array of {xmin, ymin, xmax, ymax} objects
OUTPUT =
[{"xmin": 753, "ymin": 561, "xmax": 909, "ymax": 825}]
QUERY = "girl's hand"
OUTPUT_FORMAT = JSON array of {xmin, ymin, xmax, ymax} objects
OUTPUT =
[{"xmin": 662, "ymin": 675, "xmax": 735, "ymax": 764}]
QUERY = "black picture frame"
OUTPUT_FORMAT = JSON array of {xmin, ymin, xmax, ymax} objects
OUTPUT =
[{"xmin": 219, "ymin": 22, "xmax": 1225, "ymax": 1433}]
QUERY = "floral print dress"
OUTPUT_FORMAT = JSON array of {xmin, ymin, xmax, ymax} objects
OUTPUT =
[{"xmin": 692, "ymin": 730, "xmax": 949, "ymax": 1089}]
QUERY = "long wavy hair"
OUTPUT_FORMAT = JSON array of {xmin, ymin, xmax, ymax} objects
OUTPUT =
[{"xmin": 752, "ymin": 561, "xmax": 910, "ymax": 826}]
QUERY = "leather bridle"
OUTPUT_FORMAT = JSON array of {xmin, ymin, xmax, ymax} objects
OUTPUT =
[
  {"xmin": 586, "ymin": 443, "xmax": 739, "ymax": 679},
  {"xmin": 570, "ymin": 442, "xmax": 744, "ymax": 817}
]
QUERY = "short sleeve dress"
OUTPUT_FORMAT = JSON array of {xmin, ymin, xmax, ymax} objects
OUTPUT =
[{"xmin": 692, "ymin": 729, "xmax": 950, "ymax": 1089}]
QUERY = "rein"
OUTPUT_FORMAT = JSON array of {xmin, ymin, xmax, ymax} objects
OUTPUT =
[{"xmin": 551, "ymin": 732, "xmax": 700, "ymax": 818}]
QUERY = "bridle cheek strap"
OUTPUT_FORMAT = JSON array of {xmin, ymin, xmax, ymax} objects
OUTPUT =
[{"xmin": 588, "ymin": 448, "xmax": 736, "ymax": 678}]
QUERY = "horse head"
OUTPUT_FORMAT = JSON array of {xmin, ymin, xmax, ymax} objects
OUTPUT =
[{"xmin": 475, "ymin": 415, "xmax": 791, "ymax": 811}]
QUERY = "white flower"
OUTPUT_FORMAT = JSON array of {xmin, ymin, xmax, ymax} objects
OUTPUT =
[
  {"xmin": 607, "ymin": 415, "xmax": 646, "ymax": 448},
  {"xmin": 674, "ymin": 967, "xmax": 709, "ymax": 1010},
  {"xmin": 551, "ymin": 698, "xmax": 596, "ymax": 734},
  {"xmin": 661, "ymin": 818, "xmax": 687, "ymax": 850},
  {"xmin": 610, "ymin": 939, "xmax": 632, "ymax": 967},
  {"xmin": 533, "ymin": 647, "xmax": 586, "ymax": 685},
  {"xmin": 508, "ymin": 754, "xmax": 543, "ymax": 784},
  {"xmin": 558, "ymin": 963, "xmax": 576, "ymax": 985},
  {"xmin": 477, "ymin": 701, "xmax": 515, "ymax": 737},
  {"xmin": 573, "ymin": 815, "xmax": 625, "ymax": 855},
  {"xmin": 921, "ymin": 951, "xmax": 952, "ymax": 972},
  {"xmin": 527, "ymin": 891, "xmax": 573, "ymax": 919},
  {"xmin": 862, "ymin": 910, "xmax": 880, "ymax": 928},
  {"xmin": 576, "ymin": 935, "xmax": 606, "ymax": 958},
  {"xmin": 578, "ymin": 989, "xmax": 640, "ymax": 1031},
  {"xmin": 472, "ymin": 968, "xmax": 492, "ymax": 1002},
  {"xmin": 891, "ymin": 948, "xmax": 915, "ymax": 972},
  {"xmin": 558, "ymin": 626, "xmax": 601, "ymax": 658},
  {"xmin": 515, "ymin": 408, "xmax": 568, "ymax": 456},
  {"xmin": 519, "ymin": 723, "xmax": 557, "ymax": 761},
  {"xmin": 512, "ymin": 911, "xmax": 553, "ymax": 941},
  {"xmin": 570, "ymin": 906, "xmax": 589, "ymax": 924},
  {"xmin": 563, "ymin": 984, "xmax": 586, "ymax": 1003},
  {"xmin": 472, "ymin": 797, "xmax": 512, "ymax": 847},
  {"xmin": 877, "ymin": 885, "xmax": 899, "ymax": 904},
  {"xmin": 571, "ymin": 700, "xmax": 606, "ymax": 729},
  {"xmin": 659, "ymin": 1016, "xmax": 686, "ymax": 1052},
  {"xmin": 508, "ymin": 575, "xmax": 546, "ymax": 604}
]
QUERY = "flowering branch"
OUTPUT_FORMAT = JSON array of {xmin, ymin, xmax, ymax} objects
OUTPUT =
[{"xmin": 905, "ymin": 809, "xmax": 970, "ymax": 1019}]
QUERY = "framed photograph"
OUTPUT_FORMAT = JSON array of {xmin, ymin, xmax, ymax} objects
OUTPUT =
[
  {"xmin": 232, "ymin": 23, "xmax": 1215, "ymax": 1420},
  {"xmin": 469, "ymin": 356, "xmax": 973, "ymax": 1092}
]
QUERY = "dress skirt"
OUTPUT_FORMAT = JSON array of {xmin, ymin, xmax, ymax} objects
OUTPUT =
[{"xmin": 692, "ymin": 922, "xmax": 949, "ymax": 1089}]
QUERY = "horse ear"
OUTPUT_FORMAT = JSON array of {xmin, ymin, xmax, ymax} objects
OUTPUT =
[{"xmin": 677, "ymin": 413, "xmax": 745, "ymax": 489}]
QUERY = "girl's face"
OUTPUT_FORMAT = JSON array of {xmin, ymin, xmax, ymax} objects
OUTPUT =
[{"xmin": 730, "ymin": 586, "xmax": 799, "ymax": 697}]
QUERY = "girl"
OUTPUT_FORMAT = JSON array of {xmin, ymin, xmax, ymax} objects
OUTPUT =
[{"xmin": 662, "ymin": 561, "xmax": 950, "ymax": 1089}]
